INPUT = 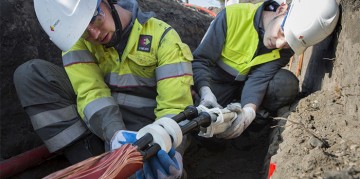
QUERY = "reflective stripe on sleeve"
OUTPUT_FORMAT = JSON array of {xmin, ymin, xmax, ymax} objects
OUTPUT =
[
  {"xmin": 105, "ymin": 73, "xmax": 156, "ymax": 88},
  {"xmin": 155, "ymin": 62, "xmax": 193, "ymax": 81},
  {"xmin": 112, "ymin": 92, "xmax": 157, "ymax": 108},
  {"xmin": 83, "ymin": 97, "xmax": 118, "ymax": 124},
  {"xmin": 30, "ymin": 105, "xmax": 78, "ymax": 130},
  {"xmin": 44, "ymin": 120, "xmax": 87, "ymax": 152},
  {"xmin": 62, "ymin": 50, "xmax": 96, "ymax": 66}
]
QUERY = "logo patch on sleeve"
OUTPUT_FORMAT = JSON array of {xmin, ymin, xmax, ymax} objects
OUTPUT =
[{"xmin": 137, "ymin": 35, "xmax": 152, "ymax": 52}]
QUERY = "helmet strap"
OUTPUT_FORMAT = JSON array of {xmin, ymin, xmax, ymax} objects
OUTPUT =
[{"xmin": 105, "ymin": 0, "xmax": 123, "ymax": 48}]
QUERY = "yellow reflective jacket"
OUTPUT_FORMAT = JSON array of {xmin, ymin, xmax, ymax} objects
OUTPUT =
[
  {"xmin": 218, "ymin": 3, "xmax": 281, "ymax": 81},
  {"xmin": 62, "ymin": 18, "xmax": 194, "ymax": 129}
]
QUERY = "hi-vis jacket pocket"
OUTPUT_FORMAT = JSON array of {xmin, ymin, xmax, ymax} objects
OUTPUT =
[{"xmin": 127, "ymin": 53, "xmax": 157, "ymax": 78}]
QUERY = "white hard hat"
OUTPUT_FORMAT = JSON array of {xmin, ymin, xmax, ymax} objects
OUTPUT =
[
  {"xmin": 273, "ymin": 0, "xmax": 286, "ymax": 5},
  {"xmin": 34, "ymin": 0, "xmax": 99, "ymax": 51},
  {"xmin": 283, "ymin": 0, "xmax": 340, "ymax": 55},
  {"xmin": 225, "ymin": 0, "xmax": 239, "ymax": 7}
]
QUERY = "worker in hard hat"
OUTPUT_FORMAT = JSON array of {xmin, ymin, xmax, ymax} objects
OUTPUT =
[
  {"xmin": 192, "ymin": 0, "xmax": 339, "ymax": 142},
  {"xmin": 13, "ymin": 0, "xmax": 191, "ymax": 178}
]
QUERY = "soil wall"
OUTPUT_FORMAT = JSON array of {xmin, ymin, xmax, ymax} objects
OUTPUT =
[{"xmin": 271, "ymin": 0, "xmax": 360, "ymax": 178}]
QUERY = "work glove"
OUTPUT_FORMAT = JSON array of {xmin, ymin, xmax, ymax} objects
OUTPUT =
[
  {"xmin": 199, "ymin": 86, "xmax": 222, "ymax": 108},
  {"xmin": 136, "ymin": 148, "xmax": 183, "ymax": 179},
  {"xmin": 216, "ymin": 103, "xmax": 256, "ymax": 139},
  {"xmin": 197, "ymin": 106, "xmax": 237, "ymax": 138},
  {"xmin": 110, "ymin": 130, "xmax": 137, "ymax": 150}
]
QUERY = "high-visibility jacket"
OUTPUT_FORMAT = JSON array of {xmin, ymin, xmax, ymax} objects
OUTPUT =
[
  {"xmin": 62, "ymin": 17, "xmax": 194, "ymax": 141},
  {"xmin": 217, "ymin": 3, "xmax": 281, "ymax": 81},
  {"xmin": 192, "ymin": 2, "xmax": 293, "ymax": 108}
]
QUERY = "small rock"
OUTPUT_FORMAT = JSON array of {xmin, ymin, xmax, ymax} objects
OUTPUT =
[
  {"xmin": 309, "ymin": 137, "xmax": 324, "ymax": 148},
  {"xmin": 310, "ymin": 100, "xmax": 320, "ymax": 110},
  {"xmin": 350, "ymin": 145, "xmax": 358, "ymax": 150}
]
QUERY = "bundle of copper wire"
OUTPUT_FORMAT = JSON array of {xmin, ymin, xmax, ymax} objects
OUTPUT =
[{"xmin": 43, "ymin": 144, "xmax": 143, "ymax": 179}]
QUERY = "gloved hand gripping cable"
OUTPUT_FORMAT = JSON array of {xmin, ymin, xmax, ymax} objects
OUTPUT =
[{"xmin": 197, "ymin": 105, "xmax": 238, "ymax": 138}]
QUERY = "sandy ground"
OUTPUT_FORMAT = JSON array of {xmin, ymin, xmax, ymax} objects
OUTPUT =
[
  {"xmin": 270, "ymin": 0, "xmax": 360, "ymax": 178},
  {"xmin": 271, "ymin": 91, "xmax": 360, "ymax": 178}
]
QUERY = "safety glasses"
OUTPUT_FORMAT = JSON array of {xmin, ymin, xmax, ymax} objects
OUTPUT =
[
  {"xmin": 82, "ymin": 4, "xmax": 105, "ymax": 38},
  {"xmin": 90, "ymin": 5, "xmax": 105, "ymax": 26},
  {"xmin": 280, "ymin": 11, "xmax": 288, "ymax": 32},
  {"xmin": 280, "ymin": 4, "xmax": 292, "ymax": 32}
]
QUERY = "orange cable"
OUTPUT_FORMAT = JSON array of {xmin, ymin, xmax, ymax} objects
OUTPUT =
[{"xmin": 296, "ymin": 53, "xmax": 304, "ymax": 77}]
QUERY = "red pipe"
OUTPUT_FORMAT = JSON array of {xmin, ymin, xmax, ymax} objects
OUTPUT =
[
  {"xmin": 0, "ymin": 145, "xmax": 56, "ymax": 178},
  {"xmin": 183, "ymin": 3, "xmax": 217, "ymax": 17}
]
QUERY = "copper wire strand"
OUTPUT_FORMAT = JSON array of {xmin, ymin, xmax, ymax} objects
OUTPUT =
[{"xmin": 43, "ymin": 144, "xmax": 143, "ymax": 179}]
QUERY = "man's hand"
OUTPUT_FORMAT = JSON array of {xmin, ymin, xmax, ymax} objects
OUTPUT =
[
  {"xmin": 216, "ymin": 103, "xmax": 256, "ymax": 139},
  {"xmin": 136, "ymin": 148, "xmax": 183, "ymax": 179},
  {"xmin": 110, "ymin": 130, "xmax": 137, "ymax": 150},
  {"xmin": 199, "ymin": 86, "xmax": 222, "ymax": 108}
]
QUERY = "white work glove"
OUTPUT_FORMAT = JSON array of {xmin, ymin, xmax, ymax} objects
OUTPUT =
[
  {"xmin": 197, "ymin": 106, "xmax": 237, "ymax": 138},
  {"xmin": 110, "ymin": 130, "xmax": 137, "ymax": 150},
  {"xmin": 216, "ymin": 103, "xmax": 256, "ymax": 139},
  {"xmin": 199, "ymin": 86, "xmax": 222, "ymax": 108}
]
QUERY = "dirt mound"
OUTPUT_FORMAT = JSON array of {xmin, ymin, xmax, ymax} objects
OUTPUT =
[
  {"xmin": 270, "ymin": 0, "xmax": 360, "ymax": 178},
  {"xmin": 272, "ymin": 91, "xmax": 360, "ymax": 178},
  {"xmin": 137, "ymin": 0, "xmax": 213, "ymax": 51}
]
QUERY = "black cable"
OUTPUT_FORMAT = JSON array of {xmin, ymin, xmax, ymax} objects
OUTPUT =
[{"xmin": 135, "ymin": 109, "xmax": 213, "ymax": 159}]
